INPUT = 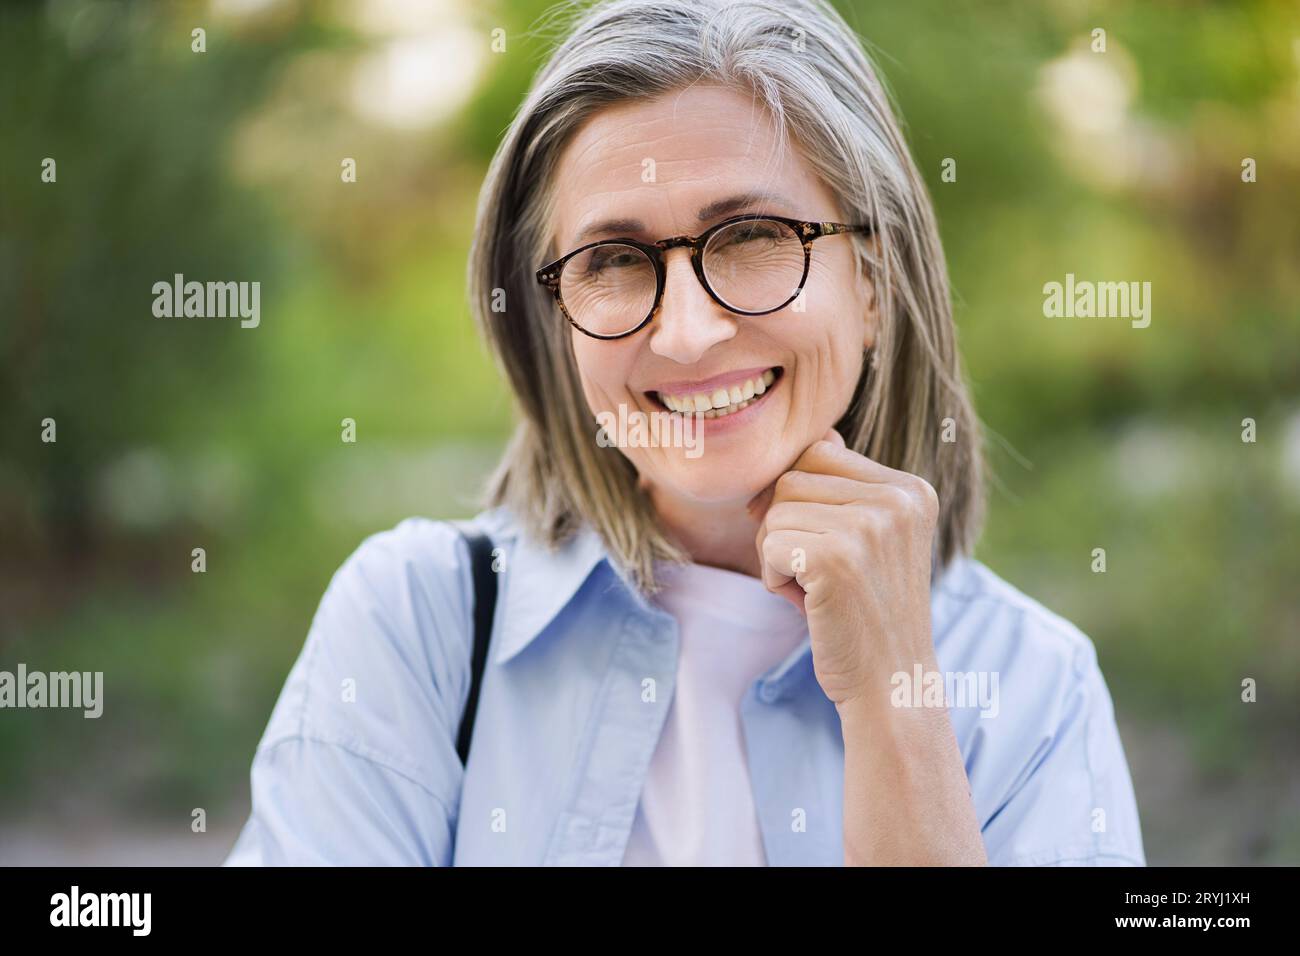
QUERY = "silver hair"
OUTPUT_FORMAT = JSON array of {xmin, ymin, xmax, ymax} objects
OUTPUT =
[{"xmin": 468, "ymin": 0, "xmax": 984, "ymax": 591}]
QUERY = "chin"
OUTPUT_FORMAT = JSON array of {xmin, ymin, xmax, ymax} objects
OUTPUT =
[{"xmin": 644, "ymin": 454, "xmax": 782, "ymax": 506}]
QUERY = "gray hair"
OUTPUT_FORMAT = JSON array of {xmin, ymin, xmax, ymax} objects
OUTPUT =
[{"xmin": 468, "ymin": 0, "xmax": 984, "ymax": 592}]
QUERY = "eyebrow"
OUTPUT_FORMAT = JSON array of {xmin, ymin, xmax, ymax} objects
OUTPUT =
[{"xmin": 570, "ymin": 189, "xmax": 797, "ymax": 246}]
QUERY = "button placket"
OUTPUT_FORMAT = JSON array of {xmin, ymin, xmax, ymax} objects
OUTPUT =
[{"xmin": 542, "ymin": 609, "xmax": 679, "ymax": 865}]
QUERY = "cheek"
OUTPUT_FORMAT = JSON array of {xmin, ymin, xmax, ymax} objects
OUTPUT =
[
  {"xmin": 802, "ymin": 261, "xmax": 867, "ymax": 344},
  {"xmin": 571, "ymin": 334, "xmax": 637, "ymax": 412},
  {"xmin": 805, "ymin": 250, "xmax": 868, "ymax": 315},
  {"xmin": 789, "ymin": 266, "xmax": 869, "ymax": 410}
]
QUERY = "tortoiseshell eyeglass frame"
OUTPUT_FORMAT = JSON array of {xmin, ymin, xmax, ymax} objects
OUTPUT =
[{"xmin": 535, "ymin": 213, "xmax": 875, "ymax": 341}]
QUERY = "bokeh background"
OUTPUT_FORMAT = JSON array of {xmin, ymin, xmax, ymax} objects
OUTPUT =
[{"xmin": 2, "ymin": 0, "xmax": 1297, "ymax": 865}]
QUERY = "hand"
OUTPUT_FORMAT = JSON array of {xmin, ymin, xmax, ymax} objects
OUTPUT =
[
  {"xmin": 750, "ymin": 428, "xmax": 986, "ymax": 864},
  {"xmin": 748, "ymin": 427, "xmax": 941, "ymax": 709}
]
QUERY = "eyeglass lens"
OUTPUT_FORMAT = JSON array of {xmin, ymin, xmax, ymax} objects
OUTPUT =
[{"xmin": 558, "ymin": 218, "xmax": 805, "ymax": 337}]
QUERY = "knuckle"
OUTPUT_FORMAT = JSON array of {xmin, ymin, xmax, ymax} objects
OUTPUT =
[
  {"xmin": 828, "ymin": 523, "xmax": 851, "ymax": 549},
  {"xmin": 905, "ymin": 474, "xmax": 940, "ymax": 520},
  {"xmin": 918, "ymin": 482, "xmax": 940, "ymax": 521},
  {"xmin": 762, "ymin": 531, "xmax": 792, "ymax": 564},
  {"xmin": 766, "ymin": 500, "xmax": 793, "ymax": 526},
  {"xmin": 829, "ymin": 532, "xmax": 863, "ymax": 567},
  {"xmin": 848, "ymin": 506, "xmax": 876, "ymax": 539},
  {"xmin": 884, "ymin": 483, "xmax": 914, "ymax": 515},
  {"xmin": 773, "ymin": 470, "xmax": 803, "ymax": 499}
]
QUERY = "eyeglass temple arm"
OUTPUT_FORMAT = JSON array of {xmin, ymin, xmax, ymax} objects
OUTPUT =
[{"xmin": 812, "ymin": 221, "xmax": 874, "ymax": 238}]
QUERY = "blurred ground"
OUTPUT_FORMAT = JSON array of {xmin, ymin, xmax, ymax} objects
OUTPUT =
[{"xmin": 2, "ymin": 715, "xmax": 1296, "ymax": 865}]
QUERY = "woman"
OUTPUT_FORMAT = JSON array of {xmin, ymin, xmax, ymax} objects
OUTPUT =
[{"xmin": 226, "ymin": 0, "xmax": 1144, "ymax": 866}]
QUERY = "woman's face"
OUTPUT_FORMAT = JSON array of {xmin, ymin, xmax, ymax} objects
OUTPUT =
[{"xmin": 548, "ymin": 83, "xmax": 877, "ymax": 509}]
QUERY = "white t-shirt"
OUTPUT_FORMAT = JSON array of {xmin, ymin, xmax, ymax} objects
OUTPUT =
[{"xmin": 621, "ymin": 560, "xmax": 810, "ymax": 866}]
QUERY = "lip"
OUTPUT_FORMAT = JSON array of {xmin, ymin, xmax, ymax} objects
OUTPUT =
[
  {"xmin": 645, "ymin": 367, "xmax": 784, "ymax": 434},
  {"xmin": 645, "ymin": 365, "xmax": 779, "ymax": 397}
]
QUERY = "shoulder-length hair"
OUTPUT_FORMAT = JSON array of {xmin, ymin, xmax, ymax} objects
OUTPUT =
[{"xmin": 468, "ymin": 0, "xmax": 984, "ymax": 593}]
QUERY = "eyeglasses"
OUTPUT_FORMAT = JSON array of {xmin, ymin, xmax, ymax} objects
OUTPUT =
[{"xmin": 535, "ymin": 213, "xmax": 873, "ymax": 340}]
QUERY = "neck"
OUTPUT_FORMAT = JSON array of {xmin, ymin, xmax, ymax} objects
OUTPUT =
[{"xmin": 648, "ymin": 484, "xmax": 764, "ymax": 579}]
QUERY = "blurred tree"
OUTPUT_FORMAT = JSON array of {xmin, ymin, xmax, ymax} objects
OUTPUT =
[{"xmin": 0, "ymin": 2, "xmax": 291, "ymax": 558}]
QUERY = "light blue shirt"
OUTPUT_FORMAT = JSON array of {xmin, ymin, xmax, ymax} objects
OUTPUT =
[{"xmin": 223, "ymin": 507, "xmax": 1145, "ymax": 866}]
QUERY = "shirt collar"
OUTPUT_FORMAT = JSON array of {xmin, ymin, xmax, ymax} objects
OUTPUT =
[
  {"xmin": 479, "ymin": 505, "xmax": 973, "ymax": 669},
  {"xmin": 484, "ymin": 512, "xmax": 614, "ymax": 665}
]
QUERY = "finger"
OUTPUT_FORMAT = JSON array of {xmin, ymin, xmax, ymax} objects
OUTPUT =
[
  {"xmin": 792, "ymin": 435, "xmax": 909, "ymax": 485},
  {"xmin": 759, "ymin": 503, "xmax": 853, "ymax": 585},
  {"xmin": 771, "ymin": 579, "xmax": 807, "ymax": 614},
  {"xmin": 770, "ymin": 475, "xmax": 928, "ymax": 522},
  {"xmin": 769, "ymin": 470, "xmax": 872, "ymax": 507},
  {"xmin": 748, "ymin": 427, "xmax": 847, "ymax": 520},
  {"xmin": 759, "ymin": 528, "xmax": 806, "ymax": 591},
  {"xmin": 761, "ymin": 499, "xmax": 849, "ymax": 535},
  {"xmin": 770, "ymin": 481, "xmax": 937, "ymax": 541}
]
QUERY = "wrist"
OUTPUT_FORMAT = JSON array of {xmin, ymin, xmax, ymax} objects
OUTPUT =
[
  {"xmin": 837, "ymin": 685, "xmax": 958, "ymax": 766},
  {"xmin": 833, "ymin": 648, "xmax": 942, "ymax": 723}
]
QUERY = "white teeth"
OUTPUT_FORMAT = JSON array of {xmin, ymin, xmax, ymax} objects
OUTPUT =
[
  {"xmin": 703, "ymin": 399, "xmax": 753, "ymax": 420},
  {"xmin": 658, "ymin": 369, "xmax": 779, "ymax": 417}
]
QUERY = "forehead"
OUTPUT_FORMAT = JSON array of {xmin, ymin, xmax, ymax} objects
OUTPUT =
[{"xmin": 549, "ymin": 84, "xmax": 829, "ymax": 251}]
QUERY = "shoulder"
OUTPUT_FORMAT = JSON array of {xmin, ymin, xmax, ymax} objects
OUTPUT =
[
  {"xmin": 929, "ymin": 555, "xmax": 1111, "ymax": 739},
  {"xmin": 310, "ymin": 506, "xmax": 526, "ymax": 675},
  {"xmin": 930, "ymin": 557, "xmax": 1145, "ymax": 865},
  {"xmin": 321, "ymin": 507, "xmax": 522, "ymax": 633},
  {"xmin": 336, "ymin": 516, "xmax": 465, "ymax": 590},
  {"xmin": 337, "ymin": 507, "xmax": 519, "ymax": 581},
  {"xmin": 932, "ymin": 555, "xmax": 1100, "ymax": 683},
  {"xmin": 252, "ymin": 509, "xmax": 520, "ymax": 793}
]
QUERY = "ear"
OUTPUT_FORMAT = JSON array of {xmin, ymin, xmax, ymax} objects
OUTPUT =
[{"xmin": 857, "ymin": 249, "xmax": 879, "ymax": 351}]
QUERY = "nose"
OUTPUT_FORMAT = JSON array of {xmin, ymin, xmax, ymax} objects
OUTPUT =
[{"xmin": 647, "ymin": 247, "xmax": 737, "ymax": 365}]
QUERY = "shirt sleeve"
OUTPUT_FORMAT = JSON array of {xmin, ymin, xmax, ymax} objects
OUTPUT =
[
  {"xmin": 979, "ymin": 633, "xmax": 1146, "ymax": 867},
  {"xmin": 222, "ymin": 518, "xmax": 475, "ymax": 866}
]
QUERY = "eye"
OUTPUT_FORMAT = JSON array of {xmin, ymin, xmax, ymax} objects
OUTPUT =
[
  {"xmin": 584, "ymin": 246, "xmax": 643, "ymax": 274},
  {"xmin": 717, "ymin": 219, "xmax": 785, "ymax": 246}
]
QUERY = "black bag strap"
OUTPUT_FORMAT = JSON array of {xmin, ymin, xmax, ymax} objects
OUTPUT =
[{"xmin": 453, "ymin": 524, "xmax": 498, "ymax": 766}]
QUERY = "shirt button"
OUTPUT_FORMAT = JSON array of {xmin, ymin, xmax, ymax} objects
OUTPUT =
[{"xmin": 758, "ymin": 682, "xmax": 781, "ymax": 703}]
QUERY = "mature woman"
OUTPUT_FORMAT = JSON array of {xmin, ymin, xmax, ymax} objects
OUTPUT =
[{"xmin": 226, "ymin": 0, "xmax": 1144, "ymax": 866}]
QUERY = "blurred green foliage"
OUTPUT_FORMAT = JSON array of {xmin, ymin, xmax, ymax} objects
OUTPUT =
[{"xmin": 1, "ymin": 0, "xmax": 1297, "ymax": 862}]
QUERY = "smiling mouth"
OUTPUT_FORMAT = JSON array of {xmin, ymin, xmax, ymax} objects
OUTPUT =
[{"xmin": 649, "ymin": 367, "xmax": 783, "ymax": 419}]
